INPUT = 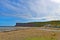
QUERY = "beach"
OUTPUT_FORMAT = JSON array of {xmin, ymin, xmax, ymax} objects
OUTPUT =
[{"xmin": 0, "ymin": 27, "xmax": 60, "ymax": 40}]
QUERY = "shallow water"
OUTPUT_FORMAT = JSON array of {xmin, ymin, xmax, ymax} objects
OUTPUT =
[
  {"xmin": 0, "ymin": 27, "xmax": 31, "ymax": 32},
  {"xmin": 0, "ymin": 27, "xmax": 17, "ymax": 32}
]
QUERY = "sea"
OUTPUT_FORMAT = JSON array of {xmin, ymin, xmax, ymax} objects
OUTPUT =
[
  {"xmin": 0, "ymin": 26, "xmax": 30, "ymax": 32},
  {"xmin": 0, "ymin": 27, "xmax": 17, "ymax": 32}
]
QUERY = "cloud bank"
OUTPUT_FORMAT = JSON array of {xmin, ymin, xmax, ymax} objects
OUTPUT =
[{"xmin": 0, "ymin": 0, "xmax": 60, "ymax": 22}]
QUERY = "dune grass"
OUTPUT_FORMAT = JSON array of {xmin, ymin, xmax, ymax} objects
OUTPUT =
[
  {"xmin": 24, "ymin": 37, "xmax": 56, "ymax": 40},
  {"xmin": 24, "ymin": 34, "xmax": 56, "ymax": 40}
]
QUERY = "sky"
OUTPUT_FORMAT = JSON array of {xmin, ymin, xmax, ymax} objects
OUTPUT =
[{"xmin": 0, "ymin": 0, "xmax": 60, "ymax": 26}]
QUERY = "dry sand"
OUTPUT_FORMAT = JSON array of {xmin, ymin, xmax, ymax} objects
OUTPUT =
[{"xmin": 0, "ymin": 27, "xmax": 60, "ymax": 40}]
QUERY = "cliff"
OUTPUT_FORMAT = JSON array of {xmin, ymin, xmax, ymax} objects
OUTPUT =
[{"xmin": 15, "ymin": 20, "xmax": 60, "ymax": 27}]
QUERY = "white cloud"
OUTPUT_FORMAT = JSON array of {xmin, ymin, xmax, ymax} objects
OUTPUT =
[
  {"xmin": 51, "ymin": 0, "xmax": 60, "ymax": 3},
  {"xmin": 27, "ymin": 0, "xmax": 60, "ymax": 20},
  {"xmin": 1, "ymin": 0, "xmax": 60, "ymax": 22}
]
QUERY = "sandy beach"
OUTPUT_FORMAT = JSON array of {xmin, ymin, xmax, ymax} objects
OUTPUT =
[{"xmin": 0, "ymin": 27, "xmax": 60, "ymax": 40}]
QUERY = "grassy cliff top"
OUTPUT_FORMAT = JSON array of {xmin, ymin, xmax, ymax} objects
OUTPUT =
[
  {"xmin": 28, "ymin": 20, "xmax": 60, "ymax": 27},
  {"xmin": 16, "ymin": 20, "xmax": 60, "ymax": 27}
]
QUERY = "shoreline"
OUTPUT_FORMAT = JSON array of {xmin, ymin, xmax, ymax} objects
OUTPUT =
[{"xmin": 0, "ymin": 27, "xmax": 60, "ymax": 32}]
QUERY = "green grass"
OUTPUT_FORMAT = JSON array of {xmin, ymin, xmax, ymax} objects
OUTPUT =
[{"xmin": 25, "ymin": 37, "xmax": 56, "ymax": 40}]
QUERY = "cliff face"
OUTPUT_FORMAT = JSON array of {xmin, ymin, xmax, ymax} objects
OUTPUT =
[
  {"xmin": 15, "ymin": 20, "xmax": 60, "ymax": 27},
  {"xmin": 15, "ymin": 23, "xmax": 36, "ymax": 27}
]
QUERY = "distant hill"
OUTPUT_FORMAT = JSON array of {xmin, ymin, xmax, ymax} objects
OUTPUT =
[{"xmin": 16, "ymin": 20, "xmax": 60, "ymax": 28}]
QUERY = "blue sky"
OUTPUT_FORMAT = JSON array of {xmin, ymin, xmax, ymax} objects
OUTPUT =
[{"xmin": 0, "ymin": 0, "xmax": 60, "ymax": 26}]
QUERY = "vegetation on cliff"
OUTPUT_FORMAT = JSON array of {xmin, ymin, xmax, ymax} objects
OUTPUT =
[{"xmin": 16, "ymin": 20, "xmax": 60, "ymax": 28}]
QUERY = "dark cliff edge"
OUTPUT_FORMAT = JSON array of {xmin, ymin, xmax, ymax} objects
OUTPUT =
[{"xmin": 15, "ymin": 20, "xmax": 60, "ymax": 28}]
